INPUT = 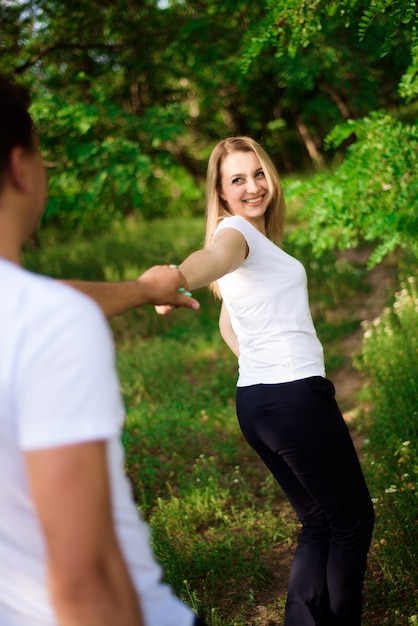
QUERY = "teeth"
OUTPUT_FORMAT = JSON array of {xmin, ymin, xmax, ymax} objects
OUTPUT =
[{"xmin": 246, "ymin": 197, "xmax": 262, "ymax": 204}]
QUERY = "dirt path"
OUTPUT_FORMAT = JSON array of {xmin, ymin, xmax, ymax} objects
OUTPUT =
[{"xmin": 331, "ymin": 251, "xmax": 396, "ymax": 439}]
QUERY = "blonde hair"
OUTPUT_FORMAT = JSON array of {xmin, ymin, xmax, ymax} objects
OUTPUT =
[{"xmin": 204, "ymin": 136, "xmax": 286, "ymax": 297}]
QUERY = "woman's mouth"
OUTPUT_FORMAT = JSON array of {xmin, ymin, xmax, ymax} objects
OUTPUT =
[{"xmin": 244, "ymin": 195, "xmax": 264, "ymax": 206}]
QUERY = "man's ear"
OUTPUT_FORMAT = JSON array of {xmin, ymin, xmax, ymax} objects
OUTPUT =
[{"xmin": 9, "ymin": 146, "xmax": 31, "ymax": 192}]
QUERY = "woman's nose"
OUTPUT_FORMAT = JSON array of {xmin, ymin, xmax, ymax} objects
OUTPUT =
[{"xmin": 246, "ymin": 177, "xmax": 259, "ymax": 193}]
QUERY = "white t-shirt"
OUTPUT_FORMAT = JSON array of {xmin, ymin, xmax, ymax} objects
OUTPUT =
[
  {"xmin": 0, "ymin": 259, "xmax": 194, "ymax": 626},
  {"xmin": 214, "ymin": 216, "xmax": 325, "ymax": 385}
]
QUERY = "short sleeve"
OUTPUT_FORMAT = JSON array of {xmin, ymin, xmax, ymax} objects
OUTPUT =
[
  {"xmin": 213, "ymin": 216, "xmax": 255, "ymax": 254},
  {"xmin": 15, "ymin": 286, "xmax": 125, "ymax": 450}
]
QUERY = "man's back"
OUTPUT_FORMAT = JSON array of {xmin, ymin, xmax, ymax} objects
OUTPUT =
[
  {"xmin": 0, "ymin": 259, "xmax": 194, "ymax": 626},
  {"xmin": 0, "ymin": 258, "xmax": 122, "ymax": 623}
]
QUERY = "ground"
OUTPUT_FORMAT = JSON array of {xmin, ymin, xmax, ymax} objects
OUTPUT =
[{"xmin": 331, "ymin": 248, "xmax": 396, "ymax": 420}]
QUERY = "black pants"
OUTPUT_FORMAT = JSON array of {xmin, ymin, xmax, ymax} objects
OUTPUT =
[
  {"xmin": 236, "ymin": 376, "xmax": 374, "ymax": 626},
  {"xmin": 194, "ymin": 617, "xmax": 207, "ymax": 626}
]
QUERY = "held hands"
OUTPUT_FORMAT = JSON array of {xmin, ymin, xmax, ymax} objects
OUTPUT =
[{"xmin": 136, "ymin": 264, "xmax": 199, "ymax": 314}]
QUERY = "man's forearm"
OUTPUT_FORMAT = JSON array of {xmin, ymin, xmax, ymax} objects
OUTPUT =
[
  {"xmin": 62, "ymin": 265, "xmax": 200, "ymax": 319},
  {"xmin": 62, "ymin": 280, "xmax": 147, "ymax": 319}
]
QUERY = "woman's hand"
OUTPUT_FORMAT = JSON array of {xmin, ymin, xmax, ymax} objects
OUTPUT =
[{"xmin": 137, "ymin": 264, "xmax": 199, "ymax": 311}]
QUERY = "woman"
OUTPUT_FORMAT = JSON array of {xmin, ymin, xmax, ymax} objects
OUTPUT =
[{"xmin": 163, "ymin": 136, "xmax": 374, "ymax": 626}]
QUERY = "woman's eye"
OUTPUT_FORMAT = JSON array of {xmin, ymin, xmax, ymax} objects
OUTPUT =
[
  {"xmin": 232, "ymin": 177, "xmax": 243, "ymax": 184},
  {"xmin": 255, "ymin": 170, "xmax": 265, "ymax": 178}
]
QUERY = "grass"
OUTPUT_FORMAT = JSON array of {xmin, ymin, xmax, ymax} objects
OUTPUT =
[{"xmin": 23, "ymin": 215, "xmax": 417, "ymax": 625}]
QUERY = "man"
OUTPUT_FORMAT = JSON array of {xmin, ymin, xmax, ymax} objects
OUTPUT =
[{"xmin": 0, "ymin": 74, "xmax": 205, "ymax": 626}]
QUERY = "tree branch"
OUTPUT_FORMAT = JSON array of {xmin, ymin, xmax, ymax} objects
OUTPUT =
[
  {"xmin": 319, "ymin": 81, "xmax": 351, "ymax": 120},
  {"xmin": 13, "ymin": 41, "xmax": 127, "ymax": 75}
]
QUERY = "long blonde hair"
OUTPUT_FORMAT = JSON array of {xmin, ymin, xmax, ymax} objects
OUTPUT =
[{"xmin": 204, "ymin": 136, "xmax": 286, "ymax": 297}]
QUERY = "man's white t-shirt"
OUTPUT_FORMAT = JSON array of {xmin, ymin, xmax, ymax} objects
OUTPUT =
[
  {"xmin": 0, "ymin": 259, "xmax": 194, "ymax": 626},
  {"xmin": 214, "ymin": 216, "xmax": 325, "ymax": 385}
]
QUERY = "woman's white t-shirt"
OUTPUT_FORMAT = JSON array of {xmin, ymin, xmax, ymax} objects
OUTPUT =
[{"xmin": 214, "ymin": 216, "xmax": 325, "ymax": 385}]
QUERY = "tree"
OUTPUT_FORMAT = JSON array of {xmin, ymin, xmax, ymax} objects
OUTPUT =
[
  {"xmin": 1, "ymin": 0, "xmax": 203, "ymax": 226},
  {"xmin": 1, "ymin": 0, "xmax": 415, "ymax": 233},
  {"xmin": 241, "ymin": 0, "xmax": 418, "ymax": 263}
]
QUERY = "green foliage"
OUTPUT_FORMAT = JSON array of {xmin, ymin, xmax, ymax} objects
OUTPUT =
[
  {"xmin": 31, "ymin": 87, "xmax": 201, "ymax": 227},
  {"xmin": 240, "ymin": 0, "xmax": 418, "ymax": 266},
  {"xmin": 398, "ymin": 55, "xmax": 418, "ymax": 101},
  {"xmin": 358, "ymin": 0, "xmax": 418, "ymax": 101},
  {"xmin": 239, "ymin": 0, "xmax": 418, "ymax": 265},
  {"xmin": 1, "ymin": 0, "xmax": 206, "ymax": 227},
  {"xmin": 288, "ymin": 112, "xmax": 418, "ymax": 266},
  {"xmin": 357, "ymin": 276, "xmax": 418, "ymax": 607},
  {"xmin": 241, "ymin": 0, "xmax": 346, "ymax": 69},
  {"xmin": 24, "ymin": 216, "xmax": 206, "ymax": 281},
  {"xmin": 2, "ymin": 0, "xmax": 416, "ymax": 231},
  {"xmin": 358, "ymin": 0, "xmax": 417, "ymax": 48},
  {"xmin": 242, "ymin": 0, "xmax": 417, "ymax": 97}
]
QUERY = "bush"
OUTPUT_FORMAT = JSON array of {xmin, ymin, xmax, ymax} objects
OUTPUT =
[{"xmin": 288, "ymin": 113, "xmax": 418, "ymax": 267}]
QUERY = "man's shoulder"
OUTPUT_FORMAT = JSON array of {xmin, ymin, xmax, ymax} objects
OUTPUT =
[
  {"xmin": 1, "ymin": 260, "xmax": 105, "ymax": 332},
  {"xmin": 0, "ymin": 262, "xmax": 108, "ymax": 348}
]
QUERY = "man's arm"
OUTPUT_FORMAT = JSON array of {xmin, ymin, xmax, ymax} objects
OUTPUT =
[
  {"xmin": 63, "ymin": 265, "xmax": 200, "ymax": 319},
  {"xmin": 25, "ymin": 441, "xmax": 144, "ymax": 626}
]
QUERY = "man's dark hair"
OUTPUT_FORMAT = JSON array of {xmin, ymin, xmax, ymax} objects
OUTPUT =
[{"xmin": 0, "ymin": 75, "xmax": 34, "ymax": 188}]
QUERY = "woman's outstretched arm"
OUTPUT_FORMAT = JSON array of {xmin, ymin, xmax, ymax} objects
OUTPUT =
[{"xmin": 178, "ymin": 228, "xmax": 247, "ymax": 290}]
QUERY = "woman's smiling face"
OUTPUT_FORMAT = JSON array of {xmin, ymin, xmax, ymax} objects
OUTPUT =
[{"xmin": 219, "ymin": 150, "xmax": 270, "ymax": 232}]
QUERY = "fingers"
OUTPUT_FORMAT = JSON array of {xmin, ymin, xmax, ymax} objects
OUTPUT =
[
  {"xmin": 137, "ymin": 264, "xmax": 200, "ymax": 310},
  {"xmin": 176, "ymin": 293, "xmax": 200, "ymax": 310}
]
